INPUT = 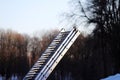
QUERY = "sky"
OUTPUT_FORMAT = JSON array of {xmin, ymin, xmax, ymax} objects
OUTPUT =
[
  {"xmin": 0, "ymin": 0, "xmax": 71, "ymax": 35},
  {"xmin": 0, "ymin": 0, "xmax": 94, "ymax": 36}
]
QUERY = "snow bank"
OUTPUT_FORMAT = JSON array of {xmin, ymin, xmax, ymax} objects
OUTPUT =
[{"xmin": 101, "ymin": 74, "xmax": 120, "ymax": 80}]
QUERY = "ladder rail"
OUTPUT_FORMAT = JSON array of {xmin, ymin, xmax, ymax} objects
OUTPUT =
[
  {"xmin": 43, "ymin": 30, "xmax": 80, "ymax": 80},
  {"xmin": 35, "ymin": 28, "xmax": 74, "ymax": 80},
  {"xmin": 38, "ymin": 30, "xmax": 78, "ymax": 80},
  {"xmin": 35, "ymin": 28, "xmax": 77, "ymax": 80}
]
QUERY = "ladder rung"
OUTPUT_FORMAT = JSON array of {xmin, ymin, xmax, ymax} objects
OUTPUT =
[
  {"xmin": 40, "ymin": 55, "xmax": 48, "ymax": 58},
  {"xmin": 25, "ymin": 77, "xmax": 33, "ymax": 79},
  {"xmin": 38, "ymin": 59, "xmax": 46, "ymax": 62},
  {"xmin": 32, "ymin": 67, "xmax": 40, "ymax": 70},
  {"xmin": 46, "ymin": 49, "xmax": 54, "ymax": 52},
  {"xmin": 48, "ymin": 47, "xmax": 55, "ymax": 49},
  {"xmin": 43, "ymin": 53, "xmax": 51, "ymax": 55},
  {"xmin": 34, "ymin": 63, "xmax": 42, "ymax": 67},
  {"xmin": 26, "ymin": 74, "xmax": 35, "ymax": 77},
  {"xmin": 28, "ymin": 71, "xmax": 36, "ymax": 75},
  {"xmin": 49, "ymin": 44, "xmax": 57, "ymax": 46},
  {"xmin": 42, "ymin": 52, "xmax": 51, "ymax": 55},
  {"xmin": 53, "ymin": 39, "xmax": 61, "ymax": 41},
  {"xmin": 46, "ymin": 51, "xmax": 55, "ymax": 53},
  {"xmin": 30, "ymin": 69, "xmax": 38, "ymax": 72},
  {"xmin": 61, "ymin": 31, "xmax": 70, "ymax": 34},
  {"xmin": 53, "ymin": 41, "xmax": 60, "ymax": 44},
  {"xmin": 46, "ymin": 48, "xmax": 54, "ymax": 50},
  {"xmin": 24, "ymin": 77, "xmax": 32, "ymax": 80},
  {"xmin": 48, "ymin": 47, "xmax": 55, "ymax": 50},
  {"xmin": 40, "ymin": 57, "xmax": 48, "ymax": 59}
]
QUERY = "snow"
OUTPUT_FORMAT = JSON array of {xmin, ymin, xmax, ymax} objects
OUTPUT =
[
  {"xmin": 101, "ymin": 74, "xmax": 120, "ymax": 80},
  {"xmin": 0, "ymin": 75, "xmax": 18, "ymax": 80}
]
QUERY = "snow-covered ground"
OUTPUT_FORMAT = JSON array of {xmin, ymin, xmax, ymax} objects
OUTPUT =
[
  {"xmin": 0, "ymin": 75, "xmax": 18, "ymax": 80},
  {"xmin": 0, "ymin": 73, "xmax": 120, "ymax": 80},
  {"xmin": 101, "ymin": 74, "xmax": 120, "ymax": 80}
]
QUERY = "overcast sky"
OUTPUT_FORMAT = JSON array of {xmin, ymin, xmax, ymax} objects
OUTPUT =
[
  {"xmin": 0, "ymin": 0, "xmax": 95, "ymax": 36},
  {"xmin": 0, "ymin": 0, "xmax": 71, "ymax": 35}
]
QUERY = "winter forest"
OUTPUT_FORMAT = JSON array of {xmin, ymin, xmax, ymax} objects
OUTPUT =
[{"xmin": 0, "ymin": 0, "xmax": 120, "ymax": 80}]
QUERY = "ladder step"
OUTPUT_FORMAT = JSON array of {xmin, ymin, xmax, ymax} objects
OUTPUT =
[
  {"xmin": 29, "ymin": 69, "xmax": 38, "ymax": 72},
  {"xmin": 26, "ymin": 74, "xmax": 35, "ymax": 77},
  {"xmin": 43, "ymin": 52, "xmax": 51, "ymax": 55},
  {"xmin": 61, "ymin": 31, "xmax": 70, "ymax": 34},
  {"xmin": 38, "ymin": 59, "xmax": 46, "ymax": 62},
  {"xmin": 46, "ymin": 49, "xmax": 55, "ymax": 51},
  {"xmin": 46, "ymin": 48, "xmax": 55, "ymax": 51},
  {"xmin": 46, "ymin": 51, "xmax": 55, "ymax": 53},
  {"xmin": 24, "ymin": 77, "xmax": 32, "ymax": 80},
  {"xmin": 40, "ymin": 57, "xmax": 48, "ymax": 59},
  {"xmin": 41, "ymin": 55, "xmax": 49, "ymax": 57},
  {"xmin": 53, "ymin": 41, "xmax": 60, "ymax": 44},
  {"xmin": 47, "ymin": 48, "xmax": 54, "ymax": 50},
  {"xmin": 28, "ymin": 71, "xmax": 36, "ymax": 75},
  {"xmin": 35, "ymin": 62, "xmax": 46, "ymax": 66},
  {"xmin": 44, "ymin": 52, "xmax": 51, "ymax": 54},
  {"xmin": 32, "ymin": 66, "xmax": 40, "ymax": 70},
  {"xmin": 53, "ymin": 39, "xmax": 61, "ymax": 41},
  {"xmin": 48, "ymin": 46, "xmax": 56, "ymax": 48}
]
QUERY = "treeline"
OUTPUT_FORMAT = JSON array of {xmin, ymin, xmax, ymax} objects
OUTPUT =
[
  {"xmin": 0, "ymin": 28, "xmax": 88, "ymax": 80},
  {"xmin": 0, "ymin": 29, "xmax": 29, "ymax": 79},
  {"xmin": 0, "ymin": 29, "xmax": 58, "ymax": 79},
  {"xmin": 0, "ymin": 23, "xmax": 120, "ymax": 80}
]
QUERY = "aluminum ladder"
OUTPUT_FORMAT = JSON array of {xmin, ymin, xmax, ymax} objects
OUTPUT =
[{"xmin": 23, "ymin": 27, "xmax": 80, "ymax": 80}]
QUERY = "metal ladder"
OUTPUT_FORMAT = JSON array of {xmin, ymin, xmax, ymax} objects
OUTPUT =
[{"xmin": 23, "ymin": 27, "xmax": 80, "ymax": 80}]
